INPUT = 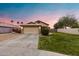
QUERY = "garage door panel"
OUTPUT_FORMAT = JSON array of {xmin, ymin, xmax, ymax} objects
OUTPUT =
[
  {"xmin": 23, "ymin": 27, "xmax": 39, "ymax": 34},
  {"xmin": 0, "ymin": 27, "xmax": 12, "ymax": 33}
]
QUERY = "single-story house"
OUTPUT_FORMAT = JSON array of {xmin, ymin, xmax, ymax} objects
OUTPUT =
[
  {"xmin": 0, "ymin": 22, "xmax": 18, "ymax": 33},
  {"xmin": 20, "ymin": 20, "xmax": 49, "ymax": 34}
]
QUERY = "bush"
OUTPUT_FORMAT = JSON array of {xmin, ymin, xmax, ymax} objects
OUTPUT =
[
  {"xmin": 12, "ymin": 28, "xmax": 21, "ymax": 33},
  {"xmin": 41, "ymin": 27, "xmax": 49, "ymax": 36}
]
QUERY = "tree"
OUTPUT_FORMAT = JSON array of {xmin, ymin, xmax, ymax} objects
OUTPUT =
[
  {"xmin": 21, "ymin": 22, "xmax": 23, "ymax": 24},
  {"xmin": 11, "ymin": 20, "xmax": 14, "ymax": 23},
  {"xmin": 54, "ymin": 15, "xmax": 79, "ymax": 29},
  {"xmin": 54, "ymin": 23, "xmax": 59, "ymax": 29},
  {"xmin": 17, "ymin": 21, "xmax": 19, "ymax": 24}
]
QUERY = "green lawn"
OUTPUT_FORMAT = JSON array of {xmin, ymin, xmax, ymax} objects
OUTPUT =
[{"xmin": 38, "ymin": 32, "xmax": 79, "ymax": 56}]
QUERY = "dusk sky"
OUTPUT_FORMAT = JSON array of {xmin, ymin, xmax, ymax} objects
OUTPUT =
[{"xmin": 1, "ymin": 3, "xmax": 79, "ymax": 28}]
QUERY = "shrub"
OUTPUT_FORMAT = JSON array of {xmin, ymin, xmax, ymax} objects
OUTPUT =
[
  {"xmin": 12, "ymin": 28, "xmax": 21, "ymax": 33},
  {"xmin": 41, "ymin": 27, "xmax": 49, "ymax": 36}
]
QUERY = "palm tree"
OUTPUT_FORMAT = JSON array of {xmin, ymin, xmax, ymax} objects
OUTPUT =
[
  {"xmin": 21, "ymin": 22, "xmax": 23, "ymax": 24},
  {"xmin": 17, "ymin": 21, "xmax": 19, "ymax": 24},
  {"xmin": 11, "ymin": 20, "xmax": 14, "ymax": 23}
]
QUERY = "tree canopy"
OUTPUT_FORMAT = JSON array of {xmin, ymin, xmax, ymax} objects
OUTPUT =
[{"xmin": 54, "ymin": 15, "xmax": 79, "ymax": 29}]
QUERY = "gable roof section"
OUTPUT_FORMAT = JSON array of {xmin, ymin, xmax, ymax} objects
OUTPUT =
[
  {"xmin": 27, "ymin": 22, "xmax": 35, "ymax": 24},
  {"xmin": 35, "ymin": 20, "xmax": 49, "ymax": 25}
]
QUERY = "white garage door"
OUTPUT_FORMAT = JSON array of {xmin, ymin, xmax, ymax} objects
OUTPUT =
[
  {"xmin": 0, "ymin": 27, "xmax": 12, "ymax": 33},
  {"xmin": 23, "ymin": 27, "xmax": 39, "ymax": 34}
]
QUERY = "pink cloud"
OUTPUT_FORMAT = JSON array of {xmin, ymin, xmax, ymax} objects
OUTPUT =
[
  {"xmin": 26, "ymin": 13, "xmax": 63, "ymax": 28},
  {"xmin": 0, "ymin": 17, "xmax": 21, "ymax": 25},
  {"xmin": 1, "ymin": 9, "xmax": 79, "ymax": 28},
  {"xmin": 26, "ymin": 9, "xmax": 79, "ymax": 28}
]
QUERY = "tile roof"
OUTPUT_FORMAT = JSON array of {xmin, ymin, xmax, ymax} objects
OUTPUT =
[{"xmin": 35, "ymin": 20, "xmax": 49, "ymax": 25}]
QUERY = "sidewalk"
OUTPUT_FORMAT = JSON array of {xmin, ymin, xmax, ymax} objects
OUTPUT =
[{"xmin": 38, "ymin": 50, "xmax": 67, "ymax": 56}]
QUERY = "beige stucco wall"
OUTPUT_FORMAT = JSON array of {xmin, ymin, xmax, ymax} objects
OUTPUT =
[{"xmin": 23, "ymin": 27, "xmax": 39, "ymax": 34}]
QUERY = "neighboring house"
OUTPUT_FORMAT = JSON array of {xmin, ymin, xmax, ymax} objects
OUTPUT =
[
  {"xmin": 0, "ymin": 22, "xmax": 18, "ymax": 33},
  {"xmin": 64, "ymin": 26, "xmax": 71, "ymax": 29},
  {"xmin": 27, "ymin": 20, "xmax": 49, "ymax": 27}
]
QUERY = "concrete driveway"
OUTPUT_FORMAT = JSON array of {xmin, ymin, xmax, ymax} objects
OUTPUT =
[
  {"xmin": 0, "ymin": 33, "xmax": 21, "ymax": 41},
  {"xmin": 0, "ymin": 33, "xmax": 66, "ymax": 56}
]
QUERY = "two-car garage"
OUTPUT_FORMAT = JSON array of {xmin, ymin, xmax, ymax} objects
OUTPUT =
[{"xmin": 20, "ymin": 24, "xmax": 41, "ymax": 34}]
